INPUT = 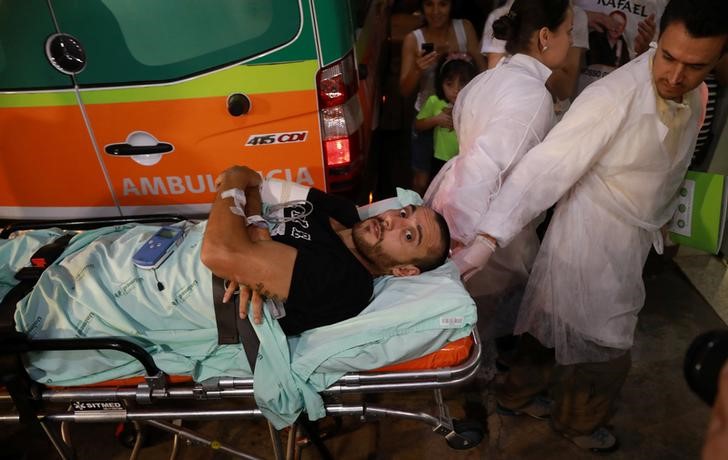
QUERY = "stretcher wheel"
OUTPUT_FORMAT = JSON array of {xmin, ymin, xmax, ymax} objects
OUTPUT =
[
  {"xmin": 446, "ymin": 419, "xmax": 484, "ymax": 450},
  {"xmin": 115, "ymin": 422, "xmax": 137, "ymax": 449}
]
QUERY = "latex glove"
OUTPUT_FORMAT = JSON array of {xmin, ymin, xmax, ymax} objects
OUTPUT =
[{"xmin": 451, "ymin": 235, "xmax": 496, "ymax": 281}]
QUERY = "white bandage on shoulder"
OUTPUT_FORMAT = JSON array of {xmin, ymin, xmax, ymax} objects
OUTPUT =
[
  {"xmin": 261, "ymin": 178, "xmax": 310, "ymax": 205},
  {"xmin": 220, "ymin": 188, "xmax": 247, "ymax": 217}
]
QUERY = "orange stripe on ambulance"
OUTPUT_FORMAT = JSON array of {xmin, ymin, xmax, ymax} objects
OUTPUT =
[{"xmin": 122, "ymin": 168, "xmax": 314, "ymax": 196}]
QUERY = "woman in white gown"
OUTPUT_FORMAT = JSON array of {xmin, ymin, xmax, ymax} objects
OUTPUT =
[{"xmin": 424, "ymin": 0, "xmax": 573, "ymax": 337}]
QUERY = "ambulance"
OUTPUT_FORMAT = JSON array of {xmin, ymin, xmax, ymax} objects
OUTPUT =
[{"xmin": 0, "ymin": 0, "xmax": 391, "ymax": 219}]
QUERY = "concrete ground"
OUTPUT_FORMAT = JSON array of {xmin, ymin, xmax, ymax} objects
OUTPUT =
[{"xmin": 1, "ymin": 250, "xmax": 722, "ymax": 459}]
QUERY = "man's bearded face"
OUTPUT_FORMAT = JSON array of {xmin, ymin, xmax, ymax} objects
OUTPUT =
[{"xmin": 351, "ymin": 216, "xmax": 399, "ymax": 271}]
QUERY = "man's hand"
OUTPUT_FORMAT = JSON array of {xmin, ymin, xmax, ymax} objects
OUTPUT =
[
  {"xmin": 214, "ymin": 165, "xmax": 262, "ymax": 191},
  {"xmin": 435, "ymin": 109, "xmax": 454, "ymax": 130},
  {"xmin": 585, "ymin": 11, "xmax": 617, "ymax": 33},
  {"xmin": 220, "ymin": 220, "xmax": 273, "ymax": 324},
  {"xmin": 239, "ymin": 284, "xmax": 265, "ymax": 324},
  {"xmin": 222, "ymin": 280, "xmax": 264, "ymax": 323},
  {"xmin": 451, "ymin": 234, "xmax": 496, "ymax": 281},
  {"xmin": 634, "ymin": 14, "xmax": 656, "ymax": 56},
  {"xmin": 247, "ymin": 224, "xmax": 271, "ymax": 244},
  {"xmin": 416, "ymin": 49, "xmax": 439, "ymax": 73}
]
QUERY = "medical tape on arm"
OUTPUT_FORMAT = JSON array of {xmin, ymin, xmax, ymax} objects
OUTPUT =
[
  {"xmin": 220, "ymin": 188, "xmax": 247, "ymax": 217},
  {"xmin": 246, "ymin": 214, "xmax": 268, "ymax": 228}
]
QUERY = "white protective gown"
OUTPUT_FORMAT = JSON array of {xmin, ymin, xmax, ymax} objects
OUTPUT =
[
  {"xmin": 424, "ymin": 54, "xmax": 555, "ymax": 336},
  {"xmin": 480, "ymin": 48, "xmax": 706, "ymax": 364}
]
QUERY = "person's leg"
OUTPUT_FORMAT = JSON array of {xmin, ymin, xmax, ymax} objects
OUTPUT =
[
  {"xmin": 494, "ymin": 333, "xmax": 555, "ymax": 413},
  {"xmin": 410, "ymin": 126, "xmax": 433, "ymax": 196},
  {"xmin": 430, "ymin": 157, "xmax": 447, "ymax": 178},
  {"xmin": 411, "ymin": 170, "xmax": 430, "ymax": 197},
  {"xmin": 550, "ymin": 350, "xmax": 631, "ymax": 451}
]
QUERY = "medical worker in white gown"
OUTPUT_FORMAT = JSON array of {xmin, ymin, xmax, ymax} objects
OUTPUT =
[
  {"xmin": 477, "ymin": 0, "xmax": 728, "ymax": 451},
  {"xmin": 425, "ymin": 0, "xmax": 573, "ymax": 337}
]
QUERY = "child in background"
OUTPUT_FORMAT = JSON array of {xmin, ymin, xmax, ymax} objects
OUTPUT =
[{"xmin": 415, "ymin": 54, "xmax": 478, "ymax": 184}]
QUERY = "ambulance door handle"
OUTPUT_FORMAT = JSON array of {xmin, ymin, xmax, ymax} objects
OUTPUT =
[
  {"xmin": 105, "ymin": 142, "xmax": 173, "ymax": 156},
  {"xmin": 104, "ymin": 132, "xmax": 174, "ymax": 166}
]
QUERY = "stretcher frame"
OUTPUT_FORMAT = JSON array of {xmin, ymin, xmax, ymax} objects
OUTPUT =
[{"xmin": 0, "ymin": 215, "xmax": 484, "ymax": 460}]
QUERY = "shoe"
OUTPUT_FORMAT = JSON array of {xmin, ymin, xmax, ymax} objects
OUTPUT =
[
  {"xmin": 496, "ymin": 396, "xmax": 552, "ymax": 420},
  {"xmin": 494, "ymin": 357, "xmax": 511, "ymax": 372},
  {"xmin": 564, "ymin": 427, "xmax": 619, "ymax": 453}
]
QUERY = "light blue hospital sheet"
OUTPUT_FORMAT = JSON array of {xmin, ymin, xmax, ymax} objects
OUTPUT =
[{"xmin": 4, "ymin": 198, "xmax": 476, "ymax": 428}]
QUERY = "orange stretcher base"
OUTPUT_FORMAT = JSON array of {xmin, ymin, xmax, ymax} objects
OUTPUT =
[{"xmin": 52, "ymin": 336, "xmax": 475, "ymax": 388}]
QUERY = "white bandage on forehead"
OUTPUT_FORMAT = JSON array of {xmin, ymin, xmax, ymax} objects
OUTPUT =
[
  {"xmin": 357, "ymin": 188, "xmax": 424, "ymax": 220},
  {"xmin": 261, "ymin": 178, "xmax": 310, "ymax": 205}
]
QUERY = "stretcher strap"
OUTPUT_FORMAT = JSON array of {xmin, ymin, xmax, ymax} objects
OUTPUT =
[
  {"xmin": 211, "ymin": 274, "xmax": 260, "ymax": 371},
  {"xmin": 0, "ymin": 233, "xmax": 72, "ymax": 431},
  {"xmin": 0, "ymin": 233, "xmax": 74, "ymax": 332}
]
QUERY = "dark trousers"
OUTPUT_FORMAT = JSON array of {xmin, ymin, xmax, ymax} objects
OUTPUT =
[{"xmin": 495, "ymin": 333, "xmax": 631, "ymax": 436}]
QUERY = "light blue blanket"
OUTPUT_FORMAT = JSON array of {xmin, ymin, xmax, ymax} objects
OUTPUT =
[{"xmin": 5, "ymin": 221, "xmax": 475, "ymax": 429}]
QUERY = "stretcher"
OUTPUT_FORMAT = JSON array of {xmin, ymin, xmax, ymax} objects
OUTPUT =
[{"xmin": 0, "ymin": 215, "xmax": 484, "ymax": 460}]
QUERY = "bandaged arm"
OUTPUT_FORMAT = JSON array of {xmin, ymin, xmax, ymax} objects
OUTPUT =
[{"xmin": 201, "ymin": 166, "xmax": 296, "ymax": 304}]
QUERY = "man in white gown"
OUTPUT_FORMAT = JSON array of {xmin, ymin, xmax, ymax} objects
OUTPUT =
[{"xmin": 475, "ymin": 0, "xmax": 728, "ymax": 452}]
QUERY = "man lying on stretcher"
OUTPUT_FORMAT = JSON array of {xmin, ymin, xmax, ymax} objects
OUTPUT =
[
  {"xmin": 3, "ymin": 166, "xmax": 465, "ymax": 423},
  {"xmin": 202, "ymin": 165, "xmax": 451, "ymax": 335},
  {"xmin": 6, "ymin": 165, "xmax": 451, "ymax": 341}
]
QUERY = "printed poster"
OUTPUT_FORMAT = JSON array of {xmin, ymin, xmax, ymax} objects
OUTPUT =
[{"xmin": 574, "ymin": 0, "xmax": 668, "ymax": 93}]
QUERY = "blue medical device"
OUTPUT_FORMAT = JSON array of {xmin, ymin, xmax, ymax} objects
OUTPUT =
[{"xmin": 132, "ymin": 226, "xmax": 185, "ymax": 269}]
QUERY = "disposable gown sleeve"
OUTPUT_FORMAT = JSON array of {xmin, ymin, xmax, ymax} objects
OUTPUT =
[
  {"xmin": 444, "ymin": 101, "xmax": 553, "ymax": 245},
  {"xmin": 480, "ymin": 86, "xmax": 625, "ymax": 245}
]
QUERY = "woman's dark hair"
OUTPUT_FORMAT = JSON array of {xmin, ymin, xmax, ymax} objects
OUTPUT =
[
  {"xmin": 435, "ymin": 55, "xmax": 478, "ymax": 100},
  {"xmin": 418, "ymin": 0, "xmax": 453, "ymax": 25},
  {"xmin": 659, "ymin": 0, "xmax": 728, "ymax": 52},
  {"xmin": 492, "ymin": 0, "xmax": 570, "ymax": 55}
]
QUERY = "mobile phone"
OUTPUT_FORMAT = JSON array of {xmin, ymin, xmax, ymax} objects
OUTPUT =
[
  {"xmin": 421, "ymin": 42, "xmax": 434, "ymax": 54},
  {"xmin": 132, "ymin": 226, "xmax": 185, "ymax": 269}
]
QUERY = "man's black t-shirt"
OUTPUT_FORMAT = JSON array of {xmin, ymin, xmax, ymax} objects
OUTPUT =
[{"xmin": 270, "ymin": 188, "xmax": 373, "ymax": 335}]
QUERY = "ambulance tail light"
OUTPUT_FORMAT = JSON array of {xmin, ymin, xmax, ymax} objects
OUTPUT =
[
  {"xmin": 318, "ymin": 51, "xmax": 358, "ymax": 108},
  {"xmin": 324, "ymin": 138, "xmax": 351, "ymax": 166},
  {"xmin": 317, "ymin": 51, "xmax": 365, "ymax": 191}
]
